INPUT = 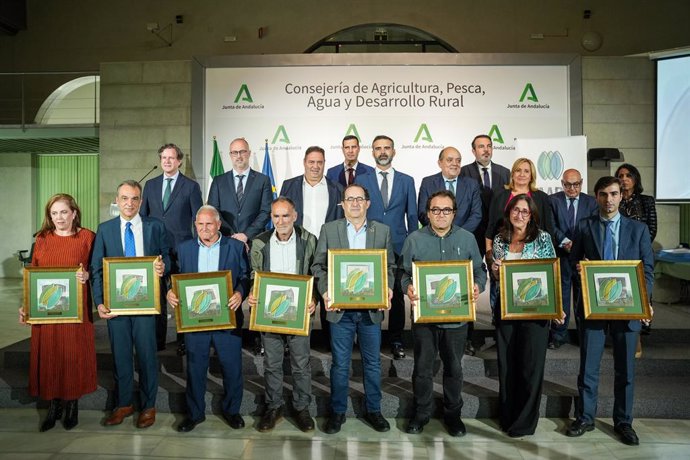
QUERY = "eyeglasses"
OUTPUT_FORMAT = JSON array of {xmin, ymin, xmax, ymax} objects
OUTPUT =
[
  {"xmin": 343, "ymin": 196, "xmax": 367, "ymax": 203},
  {"xmin": 562, "ymin": 181, "xmax": 582, "ymax": 189},
  {"xmin": 430, "ymin": 207, "xmax": 454, "ymax": 215},
  {"xmin": 230, "ymin": 149, "xmax": 249, "ymax": 157},
  {"xmin": 511, "ymin": 208, "xmax": 531, "ymax": 218}
]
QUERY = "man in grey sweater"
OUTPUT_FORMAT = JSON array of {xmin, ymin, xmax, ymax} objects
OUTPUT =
[{"xmin": 400, "ymin": 189, "xmax": 487, "ymax": 436}]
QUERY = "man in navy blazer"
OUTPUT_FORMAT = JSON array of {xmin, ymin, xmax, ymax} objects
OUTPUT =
[
  {"xmin": 418, "ymin": 147, "xmax": 482, "ymax": 233},
  {"xmin": 279, "ymin": 146, "xmax": 343, "ymax": 236},
  {"xmin": 548, "ymin": 169, "xmax": 599, "ymax": 348},
  {"xmin": 207, "ymin": 138, "xmax": 272, "ymax": 243},
  {"xmin": 325, "ymin": 135, "xmax": 375, "ymax": 188},
  {"xmin": 140, "ymin": 143, "xmax": 203, "ymax": 352},
  {"xmin": 92, "ymin": 180, "xmax": 171, "ymax": 429},
  {"xmin": 566, "ymin": 176, "xmax": 653, "ymax": 446},
  {"xmin": 167, "ymin": 205, "xmax": 250, "ymax": 433},
  {"xmin": 355, "ymin": 135, "xmax": 417, "ymax": 359}
]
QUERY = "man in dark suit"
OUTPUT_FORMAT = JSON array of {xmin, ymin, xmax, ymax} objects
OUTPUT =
[
  {"xmin": 140, "ymin": 143, "xmax": 203, "ymax": 353},
  {"xmin": 355, "ymin": 135, "xmax": 417, "ymax": 359},
  {"xmin": 167, "ymin": 205, "xmax": 250, "ymax": 433},
  {"xmin": 548, "ymin": 168, "xmax": 598, "ymax": 348},
  {"xmin": 418, "ymin": 147, "xmax": 482, "ymax": 232},
  {"xmin": 311, "ymin": 184, "xmax": 396, "ymax": 435},
  {"xmin": 459, "ymin": 134, "xmax": 510, "ymax": 354},
  {"xmin": 566, "ymin": 176, "xmax": 654, "ymax": 446},
  {"xmin": 207, "ymin": 137, "xmax": 273, "ymax": 243},
  {"xmin": 279, "ymin": 146, "xmax": 343, "ymax": 238},
  {"xmin": 280, "ymin": 146, "xmax": 343, "ymax": 346},
  {"xmin": 325, "ymin": 135, "xmax": 375, "ymax": 188},
  {"xmin": 92, "ymin": 180, "xmax": 170, "ymax": 429}
]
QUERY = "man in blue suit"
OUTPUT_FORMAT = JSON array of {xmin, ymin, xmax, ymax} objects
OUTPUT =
[
  {"xmin": 549, "ymin": 168, "xmax": 598, "ymax": 348},
  {"xmin": 355, "ymin": 135, "xmax": 417, "ymax": 359},
  {"xmin": 279, "ymin": 146, "xmax": 343, "ymax": 238},
  {"xmin": 208, "ymin": 138, "xmax": 273, "ymax": 243},
  {"xmin": 167, "ymin": 205, "xmax": 250, "ymax": 433},
  {"xmin": 418, "ymin": 147, "xmax": 482, "ymax": 233},
  {"xmin": 326, "ymin": 135, "xmax": 375, "ymax": 188},
  {"xmin": 566, "ymin": 176, "xmax": 654, "ymax": 446},
  {"xmin": 140, "ymin": 143, "xmax": 203, "ymax": 353},
  {"xmin": 92, "ymin": 180, "xmax": 170, "ymax": 429}
]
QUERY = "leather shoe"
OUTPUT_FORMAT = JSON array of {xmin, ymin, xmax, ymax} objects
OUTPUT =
[
  {"xmin": 177, "ymin": 416, "xmax": 204, "ymax": 432},
  {"xmin": 548, "ymin": 339, "xmax": 564, "ymax": 350},
  {"xmin": 257, "ymin": 406, "xmax": 283, "ymax": 432},
  {"xmin": 224, "ymin": 413, "xmax": 245, "ymax": 429},
  {"xmin": 324, "ymin": 413, "xmax": 346, "ymax": 434},
  {"xmin": 294, "ymin": 408, "xmax": 315, "ymax": 432},
  {"xmin": 614, "ymin": 423, "xmax": 639, "ymax": 446},
  {"xmin": 391, "ymin": 343, "xmax": 406, "ymax": 359},
  {"xmin": 445, "ymin": 418, "xmax": 466, "ymax": 437},
  {"xmin": 405, "ymin": 416, "xmax": 429, "ymax": 434},
  {"xmin": 104, "ymin": 406, "xmax": 134, "ymax": 426},
  {"xmin": 566, "ymin": 419, "xmax": 595, "ymax": 437},
  {"xmin": 40, "ymin": 399, "xmax": 62, "ymax": 432},
  {"xmin": 136, "ymin": 408, "xmax": 156, "ymax": 428},
  {"xmin": 364, "ymin": 412, "xmax": 390, "ymax": 432}
]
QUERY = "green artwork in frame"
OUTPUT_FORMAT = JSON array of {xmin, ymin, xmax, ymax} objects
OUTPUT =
[
  {"xmin": 328, "ymin": 249, "xmax": 388, "ymax": 309},
  {"xmin": 499, "ymin": 258, "xmax": 563, "ymax": 320},
  {"xmin": 250, "ymin": 271, "xmax": 313, "ymax": 336},
  {"xmin": 172, "ymin": 271, "xmax": 236, "ymax": 333},
  {"xmin": 580, "ymin": 260, "xmax": 651, "ymax": 320},
  {"xmin": 412, "ymin": 260, "xmax": 475, "ymax": 323},
  {"xmin": 23, "ymin": 266, "xmax": 83, "ymax": 324},
  {"xmin": 104, "ymin": 257, "xmax": 160, "ymax": 315}
]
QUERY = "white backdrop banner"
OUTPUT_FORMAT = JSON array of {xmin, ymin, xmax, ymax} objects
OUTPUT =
[
  {"xmin": 514, "ymin": 136, "xmax": 588, "ymax": 194},
  {"xmin": 202, "ymin": 63, "xmax": 573, "ymax": 195}
]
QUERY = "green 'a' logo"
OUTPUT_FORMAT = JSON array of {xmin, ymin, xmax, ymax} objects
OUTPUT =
[
  {"xmin": 344, "ymin": 124, "xmax": 361, "ymax": 141},
  {"xmin": 488, "ymin": 125, "xmax": 504, "ymax": 144},
  {"xmin": 234, "ymin": 84, "xmax": 253, "ymax": 103},
  {"xmin": 519, "ymin": 83, "xmax": 538, "ymax": 102},
  {"xmin": 414, "ymin": 124, "xmax": 433, "ymax": 143},
  {"xmin": 271, "ymin": 125, "xmax": 290, "ymax": 144}
]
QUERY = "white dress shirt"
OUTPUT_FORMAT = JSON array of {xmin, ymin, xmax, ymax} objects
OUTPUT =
[
  {"xmin": 302, "ymin": 176, "xmax": 329, "ymax": 237},
  {"xmin": 375, "ymin": 167, "xmax": 395, "ymax": 201},
  {"xmin": 161, "ymin": 170, "xmax": 179, "ymax": 200},
  {"xmin": 120, "ymin": 214, "xmax": 145, "ymax": 256},
  {"xmin": 270, "ymin": 230, "xmax": 297, "ymax": 274}
]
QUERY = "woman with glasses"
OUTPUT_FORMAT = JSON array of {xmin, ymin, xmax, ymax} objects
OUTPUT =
[
  {"xmin": 485, "ymin": 158, "xmax": 555, "ymax": 314},
  {"xmin": 489, "ymin": 194, "xmax": 560, "ymax": 437},
  {"xmin": 615, "ymin": 163, "xmax": 657, "ymax": 339},
  {"xmin": 18, "ymin": 194, "xmax": 97, "ymax": 432}
]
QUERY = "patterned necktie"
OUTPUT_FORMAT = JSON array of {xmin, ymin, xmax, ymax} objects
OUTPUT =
[
  {"xmin": 446, "ymin": 180, "xmax": 456, "ymax": 196},
  {"xmin": 125, "ymin": 222, "xmax": 136, "ymax": 257},
  {"xmin": 482, "ymin": 167, "xmax": 490, "ymax": 190},
  {"xmin": 236, "ymin": 174, "xmax": 245, "ymax": 201},
  {"xmin": 162, "ymin": 178, "xmax": 172, "ymax": 210},
  {"xmin": 347, "ymin": 167, "xmax": 355, "ymax": 186},
  {"xmin": 567, "ymin": 197, "xmax": 576, "ymax": 231},
  {"xmin": 380, "ymin": 171, "xmax": 389, "ymax": 208},
  {"xmin": 602, "ymin": 220, "xmax": 614, "ymax": 260}
]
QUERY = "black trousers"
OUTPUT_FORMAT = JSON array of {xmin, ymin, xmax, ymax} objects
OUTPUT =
[
  {"xmin": 495, "ymin": 318, "xmax": 549, "ymax": 435},
  {"xmin": 411, "ymin": 323, "xmax": 468, "ymax": 420}
]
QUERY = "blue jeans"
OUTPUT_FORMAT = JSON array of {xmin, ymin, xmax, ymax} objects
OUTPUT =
[{"xmin": 329, "ymin": 311, "xmax": 382, "ymax": 414}]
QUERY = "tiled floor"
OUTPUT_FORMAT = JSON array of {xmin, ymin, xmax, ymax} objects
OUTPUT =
[{"xmin": 1, "ymin": 409, "xmax": 689, "ymax": 459}]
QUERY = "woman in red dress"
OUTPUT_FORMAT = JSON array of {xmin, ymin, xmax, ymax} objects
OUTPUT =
[{"xmin": 19, "ymin": 194, "xmax": 97, "ymax": 431}]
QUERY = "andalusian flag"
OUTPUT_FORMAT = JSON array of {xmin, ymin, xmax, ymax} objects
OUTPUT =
[
  {"xmin": 210, "ymin": 136, "xmax": 225, "ymax": 178},
  {"xmin": 262, "ymin": 139, "xmax": 277, "ymax": 229}
]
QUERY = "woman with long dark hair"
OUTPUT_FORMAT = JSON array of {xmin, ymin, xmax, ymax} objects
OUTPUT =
[{"xmin": 19, "ymin": 194, "xmax": 97, "ymax": 431}]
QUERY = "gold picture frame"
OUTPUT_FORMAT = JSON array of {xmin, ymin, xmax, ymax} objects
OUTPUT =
[
  {"xmin": 411, "ymin": 260, "xmax": 475, "ymax": 323},
  {"xmin": 103, "ymin": 256, "xmax": 161, "ymax": 315},
  {"xmin": 171, "ymin": 271, "xmax": 236, "ymax": 333},
  {"xmin": 23, "ymin": 266, "xmax": 84, "ymax": 324},
  {"xmin": 327, "ymin": 249, "xmax": 389, "ymax": 310},
  {"xmin": 580, "ymin": 260, "xmax": 652, "ymax": 320},
  {"xmin": 499, "ymin": 258, "xmax": 563, "ymax": 320},
  {"xmin": 249, "ymin": 271, "xmax": 313, "ymax": 336}
]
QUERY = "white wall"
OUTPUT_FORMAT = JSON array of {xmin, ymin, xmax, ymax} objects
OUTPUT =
[{"xmin": 0, "ymin": 154, "xmax": 35, "ymax": 278}]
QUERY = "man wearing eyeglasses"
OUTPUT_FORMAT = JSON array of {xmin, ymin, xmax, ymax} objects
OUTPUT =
[
  {"xmin": 400, "ymin": 189, "xmax": 486, "ymax": 436},
  {"xmin": 549, "ymin": 169, "xmax": 598, "ymax": 349},
  {"xmin": 208, "ymin": 138, "xmax": 273, "ymax": 243},
  {"xmin": 311, "ymin": 184, "xmax": 396, "ymax": 434}
]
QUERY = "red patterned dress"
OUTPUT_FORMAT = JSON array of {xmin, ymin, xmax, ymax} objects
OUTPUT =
[{"xmin": 29, "ymin": 229, "xmax": 98, "ymax": 400}]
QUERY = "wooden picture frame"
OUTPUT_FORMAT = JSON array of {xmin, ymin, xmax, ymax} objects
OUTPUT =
[
  {"xmin": 171, "ymin": 271, "xmax": 236, "ymax": 333},
  {"xmin": 411, "ymin": 260, "xmax": 475, "ymax": 323},
  {"xmin": 327, "ymin": 249, "xmax": 389, "ymax": 310},
  {"xmin": 249, "ymin": 271, "xmax": 313, "ymax": 336},
  {"xmin": 499, "ymin": 258, "xmax": 563, "ymax": 320},
  {"xmin": 580, "ymin": 260, "xmax": 652, "ymax": 320},
  {"xmin": 23, "ymin": 266, "xmax": 84, "ymax": 324},
  {"xmin": 103, "ymin": 256, "xmax": 161, "ymax": 315}
]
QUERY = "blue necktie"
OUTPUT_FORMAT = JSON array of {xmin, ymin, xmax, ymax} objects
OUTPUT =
[
  {"xmin": 482, "ymin": 167, "xmax": 490, "ymax": 190},
  {"xmin": 602, "ymin": 220, "xmax": 614, "ymax": 260},
  {"xmin": 125, "ymin": 222, "xmax": 136, "ymax": 257},
  {"xmin": 567, "ymin": 198, "xmax": 576, "ymax": 231}
]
